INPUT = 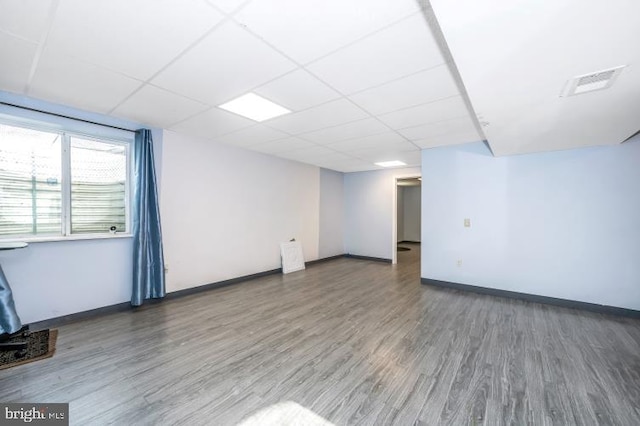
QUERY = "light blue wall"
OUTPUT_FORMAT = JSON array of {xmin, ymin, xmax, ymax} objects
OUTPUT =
[
  {"xmin": 421, "ymin": 139, "xmax": 640, "ymax": 310},
  {"xmin": 0, "ymin": 91, "xmax": 162, "ymax": 323}
]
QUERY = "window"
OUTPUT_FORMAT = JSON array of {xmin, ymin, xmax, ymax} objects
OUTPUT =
[{"xmin": 0, "ymin": 121, "xmax": 131, "ymax": 240}]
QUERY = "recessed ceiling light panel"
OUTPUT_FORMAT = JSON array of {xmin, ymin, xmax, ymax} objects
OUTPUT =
[
  {"xmin": 561, "ymin": 65, "xmax": 626, "ymax": 97},
  {"xmin": 375, "ymin": 160, "xmax": 407, "ymax": 167},
  {"xmin": 218, "ymin": 93, "xmax": 291, "ymax": 122}
]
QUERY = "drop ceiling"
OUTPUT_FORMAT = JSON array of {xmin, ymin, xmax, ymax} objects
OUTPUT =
[
  {"xmin": 0, "ymin": 1, "xmax": 637, "ymax": 172},
  {"xmin": 430, "ymin": 0, "xmax": 640, "ymax": 156}
]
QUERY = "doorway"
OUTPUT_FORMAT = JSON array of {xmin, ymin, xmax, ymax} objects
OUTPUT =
[{"xmin": 393, "ymin": 176, "xmax": 421, "ymax": 264}]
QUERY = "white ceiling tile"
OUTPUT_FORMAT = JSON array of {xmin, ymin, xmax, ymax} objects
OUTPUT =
[
  {"xmin": 153, "ymin": 21, "xmax": 296, "ymax": 105},
  {"xmin": 254, "ymin": 69, "xmax": 340, "ymax": 111},
  {"xmin": 250, "ymin": 137, "xmax": 316, "ymax": 154},
  {"xmin": 349, "ymin": 145, "xmax": 419, "ymax": 159},
  {"xmin": 328, "ymin": 132, "xmax": 411, "ymax": 152},
  {"xmin": 341, "ymin": 163, "xmax": 384, "ymax": 173},
  {"xmin": 413, "ymin": 128, "xmax": 483, "ymax": 149},
  {"xmin": 308, "ymin": 151, "xmax": 356, "ymax": 163},
  {"xmin": 0, "ymin": 0, "xmax": 53, "ymax": 42},
  {"xmin": 314, "ymin": 157, "xmax": 368, "ymax": 172},
  {"xmin": 45, "ymin": 0, "xmax": 224, "ymax": 81},
  {"xmin": 112, "ymin": 85, "xmax": 209, "ymax": 128},
  {"xmin": 351, "ymin": 148, "xmax": 422, "ymax": 165},
  {"xmin": 266, "ymin": 98, "xmax": 368, "ymax": 134},
  {"xmin": 378, "ymin": 96, "xmax": 469, "ymax": 130},
  {"xmin": 348, "ymin": 65, "xmax": 459, "ymax": 115},
  {"xmin": 314, "ymin": 152, "xmax": 355, "ymax": 163},
  {"xmin": 211, "ymin": 124, "xmax": 289, "ymax": 147},
  {"xmin": 205, "ymin": 0, "xmax": 247, "ymax": 14},
  {"xmin": 29, "ymin": 49, "xmax": 142, "ymax": 114},
  {"xmin": 171, "ymin": 107, "xmax": 255, "ymax": 140},
  {"xmin": 397, "ymin": 116, "xmax": 480, "ymax": 141},
  {"xmin": 276, "ymin": 145, "xmax": 341, "ymax": 162},
  {"xmin": 299, "ymin": 118, "xmax": 389, "ymax": 144},
  {"xmin": 0, "ymin": 33, "xmax": 37, "ymax": 93},
  {"xmin": 235, "ymin": 0, "xmax": 421, "ymax": 64},
  {"xmin": 307, "ymin": 13, "xmax": 445, "ymax": 94}
]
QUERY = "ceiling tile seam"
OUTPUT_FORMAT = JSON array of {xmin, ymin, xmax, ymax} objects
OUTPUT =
[
  {"xmin": 171, "ymin": 11, "xmax": 441, "ymax": 150},
  {"xmin": 299, "ymin": 10, "xmax": 425, "ymax": 68},
  {"xmin": 275, "ymin": 140, "xmax": 364, "ymax": 158},
  {"xmin": 206, "ymin": 17, "xmax": 341, "ymax": 107},
  {"xmin": 24, "ymin": 0, "xmax": 60, "ymax": 96},
  {"xmin": 164, "ymin": 7, "xmax": 424, "ymax": 161},
  {"xmin": 419, "ymin": 3, "xmax": 489, "ymax": 153},
  {"xmin": 272, "ymin": 56, "xmax": 428, "ymax": 153},
  {"xmin": 0, "ymin": 27, "xmax": 38, "ymax": 44},
  {"xmin": 343, "ymin": 63, "xmax": 450, "ymax": 97},
  {"xmin": 337, "ymin": 146, "xmax": 417, "ymax": 167},
  {"xmin": 192, "ymin": 109, "xmax": 301, "ymax": 141},
  {"xmin": 214, "ymin": 67, "xmax": 323, "ymax": 108},
  {"xmin": 327, "ymin": 146, "xmax": 420, "ymax": 157},
  {"xmin": 378, "ymin": 93, "xmax": 462, "ymax": 117},
  {"xmin": 162, "ymin": 23, "xmax": 320, "ymax": 130},
  {"xmin": 239, "ymin": 134, "xmax": 313, "ymax": 150},
  {"xmin": 396, "ymin": 113, "xmax": 475, "ymax": 133},
  {"xmin": 106, "ymin": 15, "xmax": 234, "ymax": 116},
  {"xmin": 297, "ymin": 145, "xmax": 391, "ymax": 168},
  {"xmin": 204, "ymin": 0, "xmax": 253, "ymax": 17},
  {"xmin": 255, "ymin": 53, "xmax": 427, "ymax": 153},
  {"xmin": 298, "ymin": 129, "xmax": 393, "ymax": 146},
  {"xmin": 261, "ymin": 116, "xmax": 383, "ymax": 143},
  {"xmin": 220, "ymin": 12, "xmax": 436, "ymax": 107},
  {"xmin": 102, "ymin": 80, "xmax": 214, "ymax": 130},
  {"xmin": 28, "ymin": 46, "xmax": 147, "ymax": 91}
]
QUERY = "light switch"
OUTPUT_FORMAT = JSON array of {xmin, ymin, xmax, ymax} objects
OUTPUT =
[{"xmin": 464, "ymin": 218, "xmax": 471, "ymax": 227}]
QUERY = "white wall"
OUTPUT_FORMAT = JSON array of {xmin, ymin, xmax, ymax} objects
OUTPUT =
[
  {"xmin": 344, "ymin": 167, "xmax": 421, "ymax": 260},
  {"xmin": 319, "ymin": 168, "xmax": 344, "ymax": 258},
  {"xmin": 5, "ymin": 239, "xmax": 133, "ymax": 323},
  {"xmin": 0, "ymin": 91, "xmax": 163, "ymax": 323},
  {"xmin": 402, "ymin": 186, "xmax": 421, "ymax": 242},
  {"xmin": 421, "ymin": 140, "xmax": 640, "ymax": 310},
  {"xmin": 160, "ymin": 130, "xmax": 321, "ymax": 292}
]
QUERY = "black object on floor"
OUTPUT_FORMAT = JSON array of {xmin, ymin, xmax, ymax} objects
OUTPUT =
[
  {"xmin": 0, "ymin": 328, "xmax": 56, "ymax": 370},
  {"xmin": 0, "ymin": 325, "xmax": 28, "ymax": 353},
  {"xmin": 397, "ymin": 247, "xmax": 411, "ymax": 252}
]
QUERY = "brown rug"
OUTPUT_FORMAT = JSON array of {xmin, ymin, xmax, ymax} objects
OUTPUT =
[{"xmin": 0, "ymin": 329, "xmax": 57, "ymax": 370}]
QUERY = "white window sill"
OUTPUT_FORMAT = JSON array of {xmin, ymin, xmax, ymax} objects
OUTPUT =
[{"xmin": 0, "ymin": 233, "xmax": 133, "ymax": 244}]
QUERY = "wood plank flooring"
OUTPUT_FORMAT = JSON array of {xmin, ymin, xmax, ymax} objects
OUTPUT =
[{"xmin": 1, "ymin": 243, "xmax": 639, "ymax": 425}]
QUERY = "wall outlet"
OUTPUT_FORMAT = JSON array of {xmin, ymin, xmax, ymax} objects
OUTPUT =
[
  {"xmin": 464, "ymin": 218, "xmax": 471, "ymax": 227},
  {"xmin": 457, "ymin": 259, "xmax": 462, "ymax": 267}
]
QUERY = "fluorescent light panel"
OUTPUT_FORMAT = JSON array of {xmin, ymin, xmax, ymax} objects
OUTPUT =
[
  {"xmin": 375, "ymin": 160, "xmax": 406, "ymax": 167},
  {"xmin": 218, "ymin": 93, "xmax": 290, "ymax": 122}
]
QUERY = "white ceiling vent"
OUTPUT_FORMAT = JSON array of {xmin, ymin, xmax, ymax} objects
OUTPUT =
[{"xmin": 561, "ymin": 66, "xmax": 626, "ymax": 97}]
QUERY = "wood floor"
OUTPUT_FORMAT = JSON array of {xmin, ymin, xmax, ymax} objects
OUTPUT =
[{"xmin": 2, "ymin": 244, "xmax": 639, "ymax": 425}]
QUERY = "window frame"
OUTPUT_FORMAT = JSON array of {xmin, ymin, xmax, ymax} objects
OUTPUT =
[{"xmin": 0, "ymin": 114, "xmax": 134, "ymax": 243}]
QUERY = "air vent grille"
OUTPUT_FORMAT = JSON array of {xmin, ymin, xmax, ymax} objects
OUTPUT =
[
  {"xmin": 577, "ymin": 70, "xmax": 617, "ymax": 87},
  {"xmin": 561, "ymin": 66, "xmax": 625, "ymax": 97}
]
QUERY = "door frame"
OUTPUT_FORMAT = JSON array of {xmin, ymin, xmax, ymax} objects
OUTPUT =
[{"xmin": 392, "ymin": 173, "xmax": 421, "ymax": 264}]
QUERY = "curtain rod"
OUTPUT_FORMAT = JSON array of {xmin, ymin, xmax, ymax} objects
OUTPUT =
[{"xmin": 0, "ymin": 101, "xmax": 136, "ymax": 133}]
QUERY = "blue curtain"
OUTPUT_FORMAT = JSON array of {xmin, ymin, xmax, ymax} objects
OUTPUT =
[
  {"xmin": 0, "ymin": 266, "xmax": 22, "ymax": 334},
  {"xmin": 131, "ymin": 129, "xmax": 165, "ymax": 306}
]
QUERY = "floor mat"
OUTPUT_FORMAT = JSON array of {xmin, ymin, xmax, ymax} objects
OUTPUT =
[{"xmin": 0, "ymin": 329, "xmax": 57, "ymax": 370}]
